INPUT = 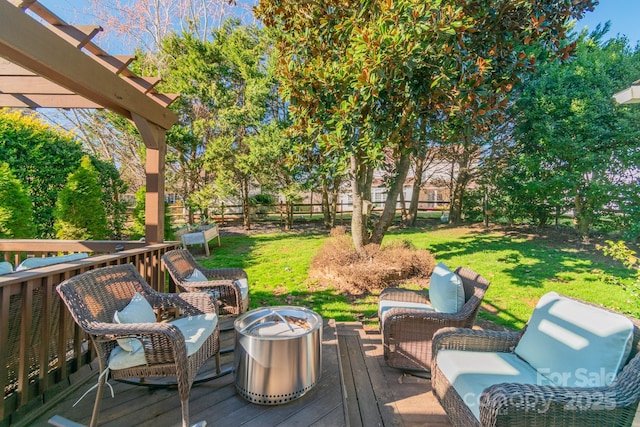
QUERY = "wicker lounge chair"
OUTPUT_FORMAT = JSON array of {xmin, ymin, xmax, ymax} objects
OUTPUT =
[
  {"xmin": 432, "ymin": 293, "xmax": 640, "ymax": 426},
  {"xmin": 56, "ymin": 264, "xmax": 221, "ymax": 427},
  {"xmin": 378, "ymin": 266, "xmax": 490, "ymax": 372},
  {"xmin": 162, "ymin": 249, "xmax": 249, "ymax": 316}
]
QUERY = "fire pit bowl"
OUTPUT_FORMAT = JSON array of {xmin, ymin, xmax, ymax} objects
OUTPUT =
[{"xmin": 234, "ymin": 306, "xmax": 323, "ymax": 405}]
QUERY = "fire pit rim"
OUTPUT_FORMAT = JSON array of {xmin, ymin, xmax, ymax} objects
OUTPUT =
[{"xmin": 234, "ymin": 305, "xmax": 323, "ymax": 340}]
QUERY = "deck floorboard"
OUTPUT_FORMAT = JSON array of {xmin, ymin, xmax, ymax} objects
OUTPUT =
[{"xmin": 26, "ymin": 319, "xmax": 452, "ymax": 427}]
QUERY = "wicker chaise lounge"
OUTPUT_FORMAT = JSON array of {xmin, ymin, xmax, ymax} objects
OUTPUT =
[
  {"xmin": 162, "ymin": 248, "xmax": 249, "ymax": 316},
  {"xmin": 379, "ymin": 266, "xmax": 490, "ymax": 372},
  {"xmin": 432, "ymin": 292, "xmax": 640, "ymax": 426},
  {"xmin": 56, "ymin": 264, "xmax": 221, "ymax": 427}
]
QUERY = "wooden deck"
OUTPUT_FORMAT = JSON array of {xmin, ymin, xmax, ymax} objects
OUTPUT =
[{"xmin": 22, "ymin": 320, "xmax": 451, "ymax": 427}]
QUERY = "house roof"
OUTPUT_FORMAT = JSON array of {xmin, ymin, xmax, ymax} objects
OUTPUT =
[{"xmin": 613, "ymin": 79, "xmax": 640, "ymax": 105}]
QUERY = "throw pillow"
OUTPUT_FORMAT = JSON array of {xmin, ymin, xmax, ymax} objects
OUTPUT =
[
  {"xmin": 429, "ymin": 262, "xmax": 464, "ymax": 313},
  {"xmin": 113, "ymin": 292, "xmax": 156, "ymax": 351}
]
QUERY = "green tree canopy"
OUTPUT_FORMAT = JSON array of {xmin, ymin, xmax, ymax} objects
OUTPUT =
[
  {"xmin": 498, "ymin": 27, "xmax": 640, "ymax": 235},
  {"xmin": 54, "ymin": 155, "xmax": 108, "ymax": 240},
  {"xmin": 0, "ymin": 109, "xmax": 128, "ymax": 238},
  {"xmin": 159, "ymin": 21, "xmax": 282, "ymax": 229},
  {"xmin": 0, "ymin": 162, "xmax": 35, "ymax": 238},
  {"xmin": 257, "ymin": 0, "xmax": 596, "ymax": 252},
  {"xmin": 0, "ymin": 109, "xmax": 83, "ymax": 237}
]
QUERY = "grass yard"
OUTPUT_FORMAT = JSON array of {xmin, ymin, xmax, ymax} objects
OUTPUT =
[{"xmin": 197, "ymin": 224, "xmax": 639, "ymax": 330}]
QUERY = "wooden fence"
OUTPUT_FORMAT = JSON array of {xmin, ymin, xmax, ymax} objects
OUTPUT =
[
  {"xmin": 168, "ymin": 200, "xmax": 451, "ymax": 226},
  {"xmin": 0, "ymin": 241, "xmax": 180, "ymax": 426}
]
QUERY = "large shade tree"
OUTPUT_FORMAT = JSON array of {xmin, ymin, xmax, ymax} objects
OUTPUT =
[
  {"xmin": 198, "ymin": 21, "xmax": 282, "ymax": 230},
  {"xmin": 499, "ymin": 27, "xmax": 640, "ymax": 235},
  {"xmin": 257, "ymin": 0, "xmax": 595, "ymax": 252}
]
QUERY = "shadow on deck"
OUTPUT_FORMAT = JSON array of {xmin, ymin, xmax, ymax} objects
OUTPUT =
[{"xmin": 23, "ymin": 320, "xmax": 451, "ymax": 427}]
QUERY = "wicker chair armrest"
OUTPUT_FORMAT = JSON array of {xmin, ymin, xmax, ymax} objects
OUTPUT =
[
  {"xmin": 91, "ymin": 320, "xmax": 190, "ymax": 366},
  {"xmin": 433, "ymin": 327, "xmax": 522, "ymax": 353},
  {"xmin": 147, "ymin": 291, "xmax": 218, "ymax": 316},
  {"xmin": 379, "ymin": 288, "xmax": 429, "ymax": 304},
  {"xmin": 479, "ymin": 373, "xmax": 640, "ymax": 427},
  {"xmin": 382, "ymin": 308, "xmax": 472, "ymax": 334},
  {"xmin": 200, "ymin": 267, "xmax": 247, "ymax": 281},
  {"xmin": 176, "ymin": 279, "xmax": 239, "ymax": 290},
  {"xmin": 173, "ymin": 280, "xmax": 240, "ymax": 301}
]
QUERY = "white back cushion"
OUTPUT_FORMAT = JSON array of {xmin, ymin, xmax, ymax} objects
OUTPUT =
[
  {"xmin": 429, "ymin": 262, "xmax": 464, "ymax": 313},
  {"xmin": 235, "ymin": 278, "xmax": 249, "ymax": 300},
  {"xmin": 16, "ymin": 253, "xmax": 88, "ymax": 271},
  {"xmin": 185, "ymin": 268, "xmax": 207, "ymax": 282},
  {"xmin": 0, "ymin": 261, "xmax": 13, "ymax": 275},
  {"xmin": 515, "ymin": 292, "xmax": 634, "ymax": 387}
]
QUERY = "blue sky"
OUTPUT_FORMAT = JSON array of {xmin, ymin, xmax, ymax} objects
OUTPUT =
[
  {"xmin": 40, "ymin": 0, "xmax": 640, "ymax": 49},
  {"xmin": 576, "ymin": 0, "xmax": 640, "ymax": 45}
]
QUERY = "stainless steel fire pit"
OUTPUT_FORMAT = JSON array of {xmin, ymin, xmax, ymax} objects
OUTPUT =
[{"xmin": 234, "ymin": 306, "xmax": 323, "ymax": 405}]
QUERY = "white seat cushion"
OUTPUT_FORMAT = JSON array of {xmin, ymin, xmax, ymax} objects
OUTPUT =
[
  {"xmin": 429, "ymin": 262, "xmax": 464, "ymax": 313},
  {"xmin": 378, "ymin": 299, "xmax": 436, "ymax": 323},
  {"xmin": 109, "ymin": 313, "xmax": 218, "ymax": 370},
  {"xmin": 169, "ymin": 313, "xmax": 218, "ymax": 355},
  {"xmin": 514, "ymin": 292, "xmax": 634, "ymax": 387},
  {"xmin": 436, "ymin": 350, "xmax": 542, "ymax": 421}
]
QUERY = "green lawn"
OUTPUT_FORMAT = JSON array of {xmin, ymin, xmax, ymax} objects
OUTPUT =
[{"xmin": 197, "ymin": 225, "xmax": 639, "ymax": 330}]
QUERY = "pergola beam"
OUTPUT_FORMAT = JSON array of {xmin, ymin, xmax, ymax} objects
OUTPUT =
[
  {"xmin": 0, "ymin": 93, "xmax": 101, "ymax": 108},
  {"xmin": 0, "ymin": 0, "xmax": 181, "ymax": 244},
  {"xmin": 1, "ymin": 76, "xmax": 75, "ymax": 94},
  {"xmin": 0, "ymin": 0, "xmax": 177, "ymax": 129}
]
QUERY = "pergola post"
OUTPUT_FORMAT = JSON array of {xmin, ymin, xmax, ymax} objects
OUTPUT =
[
  {"xmin": 0, "ymin": 1, "xmax": 179, "ymax": 245},
  {"xmin": 133, "ymin": 113, "xmax": 167, "ymax": 244},
  {"xmin": 144, "ymin": 146, "xmax": 166, "ymax": 244}
]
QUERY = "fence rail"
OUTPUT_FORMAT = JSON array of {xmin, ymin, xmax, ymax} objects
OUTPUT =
[
  {"xmin": 0, "ymin": 241, "xmax": 180, "ymax": 426},
  {"xmin": 168, "ymin": 200, "xmax": 451, "ymax": 226}
]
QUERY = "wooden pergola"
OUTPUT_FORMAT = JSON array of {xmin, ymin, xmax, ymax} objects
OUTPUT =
[{"xmin": 0, "ymin": 0, "xmax": 179, "ymax": 243}]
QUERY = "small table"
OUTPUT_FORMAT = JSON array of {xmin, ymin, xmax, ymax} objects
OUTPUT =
[{"xmin": 234, "ymin": 306, "xmax": 323, "ymax": 405}]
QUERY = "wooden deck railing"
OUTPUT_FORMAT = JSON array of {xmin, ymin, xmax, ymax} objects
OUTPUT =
[{"xmin": 0, "ymin": 241, "xmax": 181, "ymax": 426}]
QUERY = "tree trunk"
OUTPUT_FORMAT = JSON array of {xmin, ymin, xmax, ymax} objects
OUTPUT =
[
  {"xmin": 406, "ymin": 154, "xmax": 425, "ymax": 226},
  {"xmin": 330, "ymin": 181, "xmax": 339, "ymax": 228},
  {"xmin": 321, "ymin": 183, "xmax": 331, "ymax": 228},
  {"xmin": 370, "ymin": 149, "xmax": 412, "ymax": 244},
  {"xmin": 241, "ymin": 178, "xmax": 251, "ymax": 230},
  {"xmin": 399, "ymin": 188, "xmax": 408, "ymax": 223},
  {"xmin": 449, "ymin": 170, "xmax": 469, "ymax": 224},
  {"xmin": 575, "ymin": 191, "xmax": 592, "ymax": 236},
  {"xmin": 449, "ymin": 148, "xmax": 473, "ymax": 224},
  {"xmin": 350, "ymin": 152, "xmax": 373, "ymax": 254}
]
